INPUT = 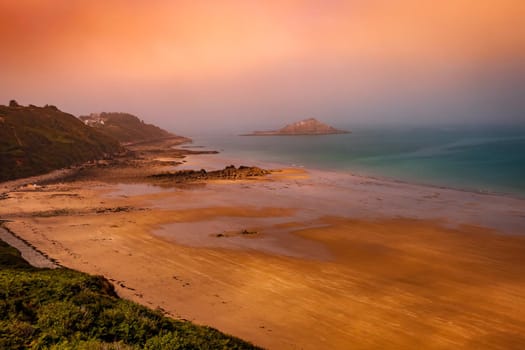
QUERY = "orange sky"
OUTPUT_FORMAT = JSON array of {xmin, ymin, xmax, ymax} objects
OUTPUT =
[{"xmin": 1, "ymin": 0, "xmax": 524, "ymax": 129}]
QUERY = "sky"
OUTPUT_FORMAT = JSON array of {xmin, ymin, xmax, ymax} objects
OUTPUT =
[{"xmin": 1, "ymin": 0, "xmax": 524, "ymax": 133}]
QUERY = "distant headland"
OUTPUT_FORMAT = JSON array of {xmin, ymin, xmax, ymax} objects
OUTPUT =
[
  {"xmin": 79, "ymin": 112, "xmax": 190, "ymax": 144},
  {"xmin": 242, "ymin": 118, "xmax": 350, "ymax": 136}
]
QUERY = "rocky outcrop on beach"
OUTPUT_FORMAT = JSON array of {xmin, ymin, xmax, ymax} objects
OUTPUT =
[
  {"xmin": 149, "ymin": 165, "xmax": 271, "ymax": 183},
  {"xmin": 243, "ymin": 118, "xmax": 350, "ymax": 136}
]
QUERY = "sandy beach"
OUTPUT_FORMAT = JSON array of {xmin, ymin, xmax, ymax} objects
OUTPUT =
[{"xmin": 1, "ymin": 148, "xmax": 525, "ymax": 349}]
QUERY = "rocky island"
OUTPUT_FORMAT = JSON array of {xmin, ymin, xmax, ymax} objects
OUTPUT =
[{"xmin": 242, "ymin": 118, "xmax": 350, "ymax": 136}]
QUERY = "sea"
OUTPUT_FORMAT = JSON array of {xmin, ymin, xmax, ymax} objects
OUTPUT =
[{"xmin": 188, "ymin": 124, "xmax": 525, "ymax": 197}]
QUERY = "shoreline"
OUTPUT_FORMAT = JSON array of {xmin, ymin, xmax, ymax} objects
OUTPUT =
[
  {"xmin": 177, "ymin": 152, "xmax": 525, "ymax": 235},
  {"xmin": 1, "ymin": 143, "xmax": 525, "ymax": 349},
  {"xmin": 186, "ymin": 134, "xmax": 525, "ymax": 200},
  {"xmin": 311, "ymin": 166, "xmax": 525, "ymax": 202},
  {"xmin": 200, "ymin": 152, "xmax": 525, "ymax": 199}
]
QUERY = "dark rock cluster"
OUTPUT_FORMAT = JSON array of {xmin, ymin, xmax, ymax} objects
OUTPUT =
[{"xmin": 149, "ymin": 165, "xmax": 271, "ymax": 183}]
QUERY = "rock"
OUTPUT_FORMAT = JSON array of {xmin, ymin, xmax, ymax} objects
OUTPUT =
[
  {"xmin": 240, "ymin": 229, "xmax": 258, "ymax": 235},
  {"xmin": 149, "ymin": 165, "xmax": 271, "ymax": 183}
]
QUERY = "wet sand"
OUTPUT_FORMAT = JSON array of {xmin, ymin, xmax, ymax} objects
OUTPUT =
[
  {"xmin": 0, "ymin": 226, "xmax": 59, "ymax": 269},
  {"xmin": 1, "ymin": 151, "xmax": 525, "ymax": 349}
]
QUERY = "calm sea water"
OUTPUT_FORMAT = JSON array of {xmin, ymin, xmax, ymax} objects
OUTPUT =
[{"xmin": 189, "ymin": 125, "xmax": 525, "ymax": 197}]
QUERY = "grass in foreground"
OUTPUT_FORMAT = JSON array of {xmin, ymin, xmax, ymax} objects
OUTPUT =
[{"xmin": 0, "ymin": 239, "xmax": 260, "ymax": 349}]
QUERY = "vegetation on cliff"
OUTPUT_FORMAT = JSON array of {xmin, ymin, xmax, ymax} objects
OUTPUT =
[
  {"xmin": 0, "ymin": 102, "xmax": 122, "ymax": 182},
  {"xmin": 79, "ymin": 112, "xmax": 189, "ymax": 144},
  {"xmin": 0, "ymin": 239, "xmax": 259, "ymax": 349}
]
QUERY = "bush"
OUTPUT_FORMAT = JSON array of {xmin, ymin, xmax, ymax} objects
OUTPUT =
[{"xmin": 0, "ymin": 239, "xmax": 260, "ymax": 349}]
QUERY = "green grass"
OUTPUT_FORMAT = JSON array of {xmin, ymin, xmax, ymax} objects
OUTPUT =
[{"xmin": 0, "ymin": 239, "xmax": 260, "ymax": 349}]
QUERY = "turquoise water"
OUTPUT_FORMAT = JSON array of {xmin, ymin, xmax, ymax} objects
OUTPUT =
[{"xmin": 191, "ymin": 125, "xmax": 525, "ymax": 196}]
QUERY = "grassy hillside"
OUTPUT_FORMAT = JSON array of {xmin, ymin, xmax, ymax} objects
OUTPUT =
[
  {"xmin": 0, "ymin": 101, "xmax": 122, "ymax": 182},
  {"xmin": 79, "ymin": 112, "xmax": 186, "ymax": 144},
  {"xmin": 0, "ymin": 239, "xmax": 260, "ymax": 349}
]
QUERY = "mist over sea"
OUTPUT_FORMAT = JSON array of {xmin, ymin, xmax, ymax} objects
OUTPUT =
[{"xmin": 189, "ymin": 124, "xmax": 525, "ymax": 197}]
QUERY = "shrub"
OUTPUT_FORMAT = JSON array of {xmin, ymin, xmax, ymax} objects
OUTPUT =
[{"xmin": 0, "ymin": 240, "xmax": 260, "ymax": 349}]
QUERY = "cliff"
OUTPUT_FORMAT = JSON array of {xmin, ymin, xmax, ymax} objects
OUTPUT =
[
  {"xmin": 0, "ymin": 101, "xmax": 122, "ymax": 182},
  {"xmin": 243, "ymin": 118, "xmax": 350, "ymax": 136},
  {"xmin": 79, "ymin": 112, "xmax": 190, "ymax": 144}
]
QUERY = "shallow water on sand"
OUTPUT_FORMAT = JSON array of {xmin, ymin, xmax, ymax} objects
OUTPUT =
[{"xmin": 188, "ymin": 125, "xmax": 525, "ymax": 197}]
